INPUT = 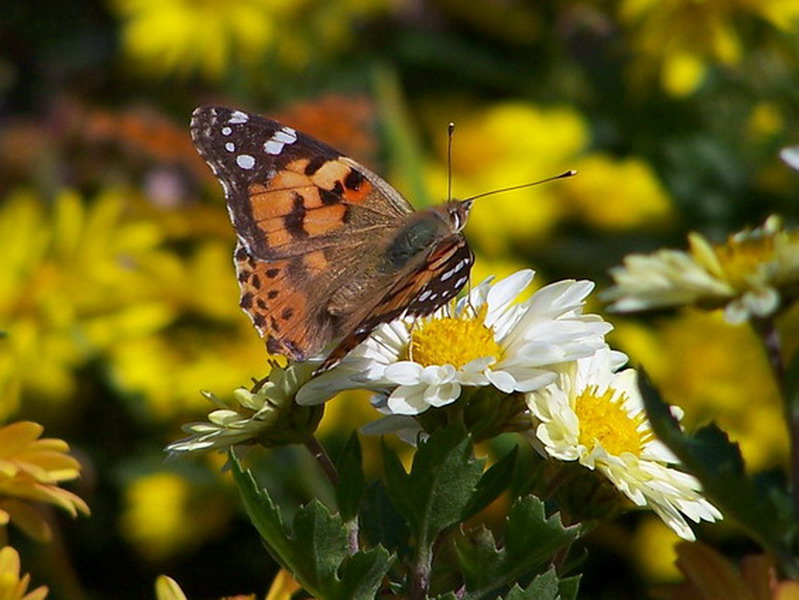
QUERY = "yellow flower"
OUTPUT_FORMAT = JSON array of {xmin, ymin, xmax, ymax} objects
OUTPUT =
[
  {"xmin": 113, "ymin": 0, "xmax": 390, "ymax": 81},
  {"xmin": 604, "ymin": 216, "xmax": 799, "ymax": 324},
  {"xmin": 0, "ymin": 422, "xmax": 89, "ymax": 543},
  {"xmin": 632, "ymin": 516, "xmax": 681, "ymax": 581},
  {"xmin": 0, "ymin": 189, "xmax": 173, "ymax": 416},
  {"xmin": 619, "ymin": 0, "xmax": 793, "ymax": 96},
  {"xmin": 155, "ymin": 575, "xmax": 257, "ymax": 600},
  {"xmin": 561, "ymin": 153, "xmax": 673, "ymax": 231},
  {"xmin": 611, "ymin": 312, "xmax": 786, "ymax": 472},
  {"xmin": 0, "ymin": 546, "xmax": 48, "ymax": 600},
  {"xmin": 425, "ymin": 102, "xmax": 588, "ymax": 253},
  {"xmin": 114, "ymin": 0, "xmax": 281, "ymax": 80},
  {"xmin": 265, "ymin": 570, "xmax": 308, "ymax": 600},
  {"xmin": 120, "ymin": 471, "xmax": 230, "ymax": 560}
]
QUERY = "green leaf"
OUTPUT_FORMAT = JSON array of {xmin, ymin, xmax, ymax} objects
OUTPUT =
[
  {"xmin": 335, "ymin": 433, "xmax": 365, "ymax": 522},
  {"xmin": 230, "ymin": 452, "xmax": 393, "ymax": 600},
  {"xmin": 462, "ymin": 445, "xmax": 518, "ymax": 521},
  {"xmin": 456, "ymin": 496, "xmax": 581, "ymax": 599},
  {"xmin": 361, "ymin": 480, "xmax": 411, "ymax": 556},
  {"xmin": 638, "ymin": 372, "xmax": 795, "ymax": 561},
  {"xmin": 383, "ymin": 422, "xmax": 485, "ymax": 549},
  {"xmin": 499, "ymin": 568, "xmax": 562, "ymax": 600}
]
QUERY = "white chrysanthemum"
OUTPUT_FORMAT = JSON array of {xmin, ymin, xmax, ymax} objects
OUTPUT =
[
  {"xmin": 167, "ymin": 363, "xmax": 322, "ymax": 455},
  {"xmin": 602, "ymin": 216, "xmax": 799, "ymax": 323},
  {"xmin": 526, "ymin": 348, "xmax": 722, "ymax": 541},
  {"xmin": 299, "ymin": 270, "xmax": 611, "ymax": 416}
]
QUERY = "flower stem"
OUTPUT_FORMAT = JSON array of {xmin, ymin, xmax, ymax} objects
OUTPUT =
[
  {"xmin": 303, "ymin": 435, "xmax": 339, "ymax": 487},
  {"xmin": 751, "ymin": 317, "xmax": 799, "ymax": 518}
]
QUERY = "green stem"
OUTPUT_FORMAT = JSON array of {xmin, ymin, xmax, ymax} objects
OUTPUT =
[{"xmin": 304, "ymin": 435, "xmax": 339, "ymax": 487}]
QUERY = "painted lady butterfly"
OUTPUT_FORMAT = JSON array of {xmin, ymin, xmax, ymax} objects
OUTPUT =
[{"xmin": 191, "ymin": 106, "xmax": 475, "ymax": 374}]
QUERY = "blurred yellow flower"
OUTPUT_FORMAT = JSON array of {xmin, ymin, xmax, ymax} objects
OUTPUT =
[
  {"xmin": 155, "ymin": 575, "xmax": 257, "ymax": 600},
  {"xmin": 610, "ymin": 311, "xmax": 786, "ymax": 472},
  {"xmin": 265, "ymin": 570, "xmax": 307, "ymax": 600},
  {"xmin": 0, "ymin": 546, "xmax": 48, "ymax": 600},
  {"xmin": 632, "ymin": 516, "xmax": 681, "ymax": 581},
  {"xmin": 113, "ymin": 0, "xmax": 390, "ymax": 80},
  {"xmin": 561, "ymin": 153, "xmax": 673, "ymax": 231},
  {"xmin": 0, "ymin": 421, "xmax": 89, "ymax": 543},
  {"xmin": 0, "ymin": 189, "xmax": 173, "ymax": 416},
  {"xmin": 120, "ymin": 471, "xmax": 230, "ymax": 560},
  {"xmin": 619, "ymin": 0, "xmax": 798, "ymax": 96},
  {"xmin": 114, "ymin": 0, "xmax": 282, "ymax": 80},
  {"xmin": 426, "ymin": 102, "xmax": 588, "ymax": 253}
]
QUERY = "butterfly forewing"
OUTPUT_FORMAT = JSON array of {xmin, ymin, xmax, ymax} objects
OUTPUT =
[{"xmin": 191, "ymin": 106, "xmax": 475, "ymax": 366}]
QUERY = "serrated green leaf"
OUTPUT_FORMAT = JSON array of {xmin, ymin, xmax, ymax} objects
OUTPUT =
[
  {"xmin": 456, "ymin": 496, "xmax": 581, "ymax": 599},
  {"xmin": 501, "ymin": 568, "xmax": 559, "ymax": 600},
  {"xmin": 335, "ymin": 433, "xmax": 365, "ymax": 522},
  {"xmin": 383, "ymin": 422, "xmax": 485, "ymax": 549},
  {"xmin": 462, "ymin": 445, "xmax": 518, "ymax": 521},
  {"xmin": 292, "ymin": 500, "xmax": 350, "ymax": 584},
  {"xmin": 638, "ymin": 372, "xmax": 795, "ymax": 561},
  {"xmin": 229, "ymin": 451, "xmax": 293, "ymax": 568},
  {"xmin": 557, "ymin": 575, "xmax": 581, "ymax": 600},
  {"xmin": 230, "ymin": 452, "xmax": 393, "ymax": 600}
]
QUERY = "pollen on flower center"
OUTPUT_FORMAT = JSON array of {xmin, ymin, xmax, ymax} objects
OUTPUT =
[
  {"xmin": 409, "ymin": 306, "xmax": 501, "ymax": 369},
  {"xmin": 575, "ymin": 385, "xmax": 652, "ymax": 456}
]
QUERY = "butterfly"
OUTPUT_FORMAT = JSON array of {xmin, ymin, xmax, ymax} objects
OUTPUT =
[{"xmin": 190, "ymin": 106, "xmax": 475, "ymax": 374}]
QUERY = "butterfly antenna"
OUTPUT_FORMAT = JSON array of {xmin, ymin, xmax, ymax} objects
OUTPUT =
[
  {"xmin": 447, "ymin": 122, "xmax": 455, "ymax": 201},
  {"xmin": 463, "ymin": 170, "xmax": 577, "ymax": 203}
]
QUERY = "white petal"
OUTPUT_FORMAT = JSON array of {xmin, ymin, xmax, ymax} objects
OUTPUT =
[
  {"xmin": 384, "ymin": 361, "xmax": 424, "ymax": 385},
  {"xmin": 424, "ymin": 382, "xmax": 461, "ymax": 408},
  {"xmin": 387, "ymin": 384, "xmax": 430, "ymax": 415}
]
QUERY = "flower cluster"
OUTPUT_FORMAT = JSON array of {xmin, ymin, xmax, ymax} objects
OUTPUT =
[{"xmin": 179, "ymin": 270, "xmax": 721, "ymax": 540}]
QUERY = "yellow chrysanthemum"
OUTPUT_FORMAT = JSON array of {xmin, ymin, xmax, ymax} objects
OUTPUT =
[
  {"xmin": 113, "ymin": 0, "xmax": 390, "ymax": 80},
  {"xmin": 561, "ymin": 153, "xmax": 673, "ymax": 231},
  {"xmin": 0, "ymin": 189, "xmax": 172, "ymax": 416},
  {"xmin": 0, "ymin": 421, "xmax": 89, "ymax": 543},
  {"xmin": 611, "ymin": 312, "xmax": 786, "ymax": 472},
  {"xmin": 120, "ymin": 471, "xmax": 230, "ymax": 560},
  {"xmin": 0, "ymin": 546, "xmax": 48, "ymax": 600},
  {"xmin": 619, "ymin": 0, "xmax": 797, "ymax": 96}
]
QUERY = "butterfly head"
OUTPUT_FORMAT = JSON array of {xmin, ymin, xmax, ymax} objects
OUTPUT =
[{"xmin": 444, "ymin": 199, "xmax": 473, "ymax": 233}]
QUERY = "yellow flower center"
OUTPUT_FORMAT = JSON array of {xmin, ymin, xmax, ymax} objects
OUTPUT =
[
  {"xmin": 409, "ymin": 306, "xmax": 501, "ymax": 369},
  {"xmin": 575, "ymin": 385, "xmax": 652, "ymax": 456},
  {"xmin": 713, "ymin": 236, "xmax": 775, "ymax": 291}
]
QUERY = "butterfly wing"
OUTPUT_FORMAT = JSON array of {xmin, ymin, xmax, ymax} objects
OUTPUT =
[
  {"xmin": 191, "ymin": 106, "xmax": 415, "ymax": 360},
  {"xmin": 316, "ymin": 235, "xmax": 474, "ymax": 374}
]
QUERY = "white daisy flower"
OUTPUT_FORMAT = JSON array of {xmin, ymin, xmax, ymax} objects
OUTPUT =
[
  {"xmin": 298, "ymin": 270, "xmax": 612, "ymax": 416},
  {"xmin": 526, "ymin": 347, "xmax": 722, "ymax": 541},
  {"xmin": 602, "ymin": 216, "xmax": 799, "ymax": 323},
  {"xmin": 167, "ymin": 362, "xmax": 323, "ymax": 455}
]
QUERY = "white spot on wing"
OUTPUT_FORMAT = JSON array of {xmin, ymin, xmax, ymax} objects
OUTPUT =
[
  {"xmin": 455, "ymin": 276, "xmax": 468, "ymax": 288},
  {"xmin": 225, "ymin": 142, "xmax": 235, "ymax": 152},
  {"xmin": 236, "ymin": 154, "xmax": 256, "ymax": 169},
  {"xmin": 221, "ymin": 126, "xmax": 232, "ymax": 136},
  {"xmin": 440, "ymin": 268, "xmax": 456, "ymax": 281},
  {"xmin": 273, "ymin": 127, "xmax": 297, "ymax": 144},
  {"xmin": 229, "ymin": 111, "xmax": 249, "ymax": 124},
  {"xmin": 264, "ymin": 140, "xmax": 284, "ymax": 155},
  {"xmin": 418, "ymin": 289, "xmax": 432, "ymax": 302}
]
